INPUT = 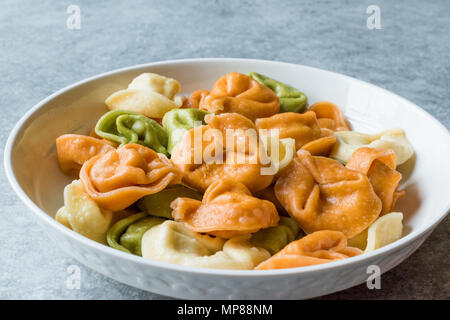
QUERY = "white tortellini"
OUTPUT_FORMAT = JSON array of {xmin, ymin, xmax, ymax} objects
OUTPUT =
[
  {"xmin": 56, "ymin": 180, "xmax": 112, "ymax": 244},
  {"xmin": 141, "ymin": 221, "xmax": 271, "ymax": 269},
  {"xmin": 365, "ymin": 212, "xmax": 403, "ymax": 252},
  {"xmin": 330, "ymin": 128, "xmax": 414, "ymax": 165},
  {"xmin": 348, "ymin": 212, "xmax": 403, "ymax": 252},
  {"xmin": 105, "ymin": 73, "xmax": 185, "ymax": 118},
  {"xmin": 128, "ymin": 73, "xmax": 180, "ymax": 99},
  {"xmin": 259, "ymin": 135, "xmax": 296, "ymax": 175}
]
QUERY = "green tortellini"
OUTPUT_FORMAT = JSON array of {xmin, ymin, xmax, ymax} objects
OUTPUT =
[
  {"xmin": 95, "ymin": 109, "xmax": 169, "ymax": 155},
  {"xmin": 250, "ymin": 217, "xmax": 302, "ymax": 255},
  {"xmin": 137, "ymin": 185, "xmax": 203, "ymax": 219},
  {"xmin": 162, "ymin": 108, "xmax": 209, "ymax": 154},
  {"xmin": 248, "ymin": 72, "xmax": 308, "ymax": 113},
  {"xmin": 106, "ymin": 212, "xmax": 165, "ymax": 256}
]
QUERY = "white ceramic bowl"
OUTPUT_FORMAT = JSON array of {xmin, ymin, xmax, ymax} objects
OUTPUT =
[{"xmin": 5, "ymin": 58, "xmax": 450, "ymax": 299}]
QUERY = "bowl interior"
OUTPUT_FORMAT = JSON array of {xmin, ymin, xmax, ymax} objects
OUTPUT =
[{"xmin": 8, "ymin": 59, "xmax": 450, "ymax": 244}]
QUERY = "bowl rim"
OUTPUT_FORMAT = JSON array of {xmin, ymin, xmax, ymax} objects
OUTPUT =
[{"xmin": 4, "ymin": 57, "xmax": 450, "ymax": 277}]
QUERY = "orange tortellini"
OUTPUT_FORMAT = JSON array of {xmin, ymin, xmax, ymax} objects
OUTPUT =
[
  {"xmin": 192, "ymin": 72, "xmax": 280, "ymax": 121},
  {"xmin": 171, "ymin": 179, "xmax": 279, "ymax": 238},
  {"xmin": 255, "ymin": 111, "xmax": 336, "ymax": 156},
  {"xmin": 300, "ymin": 127, "xmax": 336, "ymax": 156},
  {"xmin": 255, "ymin": 230, "xmax": 362, "ymax": 270},
  {"xmin": 274, "ymin": 150, "xmax": 382, "ymax": 238},
  {"xmin": 255, "ymin": 112, "xmax": 322, "ymax": 150},
  {"xmin": 80, "ymin": 143, "xmax": 182, "ymax": 211},
  {"xmin": 184, "ymin": 89, "xmax": 209, "ymax": 109},
  {"xmin": 56, "ymin": 134, "xmax": 115, "ymax": 175},
  {"xmin": 170, "ymin": 112, "xmax": 274, "ymax": 193},
  {"xmin": 346, "ymin": 147, "xmax": 404, "ymax": 216},
  {"xmin": 308, "ymin": 101, "xmax": 350, "ymax": 131}
]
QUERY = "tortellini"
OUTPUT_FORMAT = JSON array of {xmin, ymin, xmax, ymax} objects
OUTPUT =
[
  {"xmin": 250, "ymin": 217, "xmax": 302, "ymax": 255},
  {"xmin": 141, "ymin": 221, "xmax": 271, "ymax": 270},
  {"xmin": 365, "ymin": 212, "xmax": 403, "ymax": 252},
  {"xmin": 248, "ymin": 72, "xmax": 308, "ymax": 113},
  {"xmin": 274, "ymin": 150, "xmax": 382, "ymax": 238},
  {"xmin": 255, "ymin": 110, "xmax": 336, "ymax": 156},
  {"xmin": 259, "ymin": 135, "xmax": 296, "ymax": 173},
  {"xmin": 53, "ymin": 71, "xmax": 414, "ymax": 270},
  {"xmin": 137, "ymin": 185, "xmax": 203, "ymax": 219},
  {"xmin": 348, "ymin": 212, "xmax": 403, "ymax": 252},
  {"xmin": 255, "ymin": 230, "xmax": 362, "ymax": 270},
  {"xmin": 128, "ymin": 73, "xmax": 180, "ymax": 98},
  {"xmin": 330, "ymin": 128, "xmax": 414, "ymax": 165},
  {"xmin": 80, "ymin": 143, "xmax": 182, "ymax": 211},
  {"xmin": 170, "ymin": 112, "xmax": 275, "ymax": 193},
  {"xmin": 56, "ymin": 134, "xmax": 115, "ymax": 175},
  {"xmin": 300, "ymin": 127, "xmax": 337, "ymax": 157},
  {"xmin": 95, "ymin": 110, "xmax": 169, "ymax": 155},
  {"xmin": 184, "ymin": 90, "xmax": 209, "ymax": 109},
  {"xmin": 105, "ymin": 73, "xmax": 184, "ymax": 118},
  {"xmin": 106, "ymin": 212, "xmax": 164, "ymax": 255},
  {"xmin": 171, "ymin": 179, "xmax": 279, "ymax": 238},
  {"xmin": 192, "ymin": 72, "xmax": 280, "ymax": 121},
  {"xmin": 256, "ymin": 111, "xmax": 323, "ymax": 149},
  {"xmin": 162, "ymin": 108, "xmax": 209, "ymax": 154},
  {"xmin": 346, "ymin": 147, "xmax": 403, "ymax": 216},
  {"xmin": 56, "ymin": 180, "xmax": 112, "ymax": 244},
  {"xmin": 308, "ymin": 101, "xmax": 350, "ymax": 131}
]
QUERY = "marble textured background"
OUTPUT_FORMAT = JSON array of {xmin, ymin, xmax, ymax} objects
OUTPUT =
[{"xmin": 0, "ymin": 0, "xmax": 448, "ymax": 299}]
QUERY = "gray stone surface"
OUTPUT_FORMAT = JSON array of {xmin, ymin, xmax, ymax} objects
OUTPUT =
[{"xmin": 0, "ymin": 0, "xmax": 448, "ymax": 300}]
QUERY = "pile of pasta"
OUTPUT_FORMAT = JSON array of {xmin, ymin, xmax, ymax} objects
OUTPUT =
[{"xmin": 55, "ymin": 72, "xmax": 414, "ymax": 270}]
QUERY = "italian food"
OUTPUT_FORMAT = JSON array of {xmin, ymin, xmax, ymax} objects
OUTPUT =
[{"xmin": 54, "ymin": 71, "xmax": 413, "ymax": 270}]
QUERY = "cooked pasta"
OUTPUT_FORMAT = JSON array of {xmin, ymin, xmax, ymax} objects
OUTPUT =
[
  {"xmin": 162, "ymin": 108, "xmax": 209, "ymax": 154},
  {"xmin": 106, "ymin": 212, "xmax": 164, "ymax": 255},
  {"xmin": 194, "ymin": 72, "xmax": 280, "ymax": 121},
  {"xmin": 330, "ymin": 128, "xmax": 414, "ymax": 165},
  {"xmin": 250, "ymin": 217, "xmax": 302, "ymax": 255},
  {"xmin": 53, "ymin": 71, "xmax": 415, "ymax": 271},
  {"xmin": 95, "ymin": 109, "xmax": 169, "ymax": 155},
  {"xmin": 346, "ymin": 147, "xmax": 403, "ymax": 215},
  {"xmin": 105, "ymin": 73, "xmax": 184, "ymax": 118},
  {"xmin": 300, "ymin": 128, "xmax": 337, "ymax": 156},
  {"xmin": 255, "ymin": 230, "xmax": 362, "ymax": 270},
  {"xmin": 259, "ymin": 135, "xmax": 296, "ymax": 173},
  {"xmin": 348, "ymin": 212, "xmax": 403, "ymax": 252},
  {"xmin": 255, "ymin": 112, "xmax": 322, "ymax": 150},
  {"xmin": 248, "ymin": 72, "xmax": 308, "ymax": 113},
  {"xmin": 274, "ymin": 150, "xmax": 382, "ymax": 238},
  {"xmin": 137, "ymin": 185, "xmax": 203, "ymax": 219},
  {"xmin": 56, "ymin": 134, "xmax": 115, "ymax": 175},
  {"xmin": 308, "ymin": 101, "xmax": 350, "ymax": 131},
  {"xmin": 80, "ymin": 143, "xmax": 182, "ymax": 211},
  {"xmin": 128, "ymin": 73, "xmax": 180, "ymax": 99},
  {"xmin": 183, "ymin": 90, "xmax": 209, "ymax": 109},
  {"xmin": 171, "ymin": 179, "xmax": 279, "ymax": 238},
  {"xmin": 365, "ymin": 212, "xmax": 403, "ymax": 252},
  {"xmin": 56, "ymin": 180, "xmax": 112, "ymax": 244},
  {"xmin": 170, "ymin": 112, "xmax": 275, "ymax": 192},
  {"xmin": 141, "ymin": 221, "xmax": 270, "ymax": 269}
]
